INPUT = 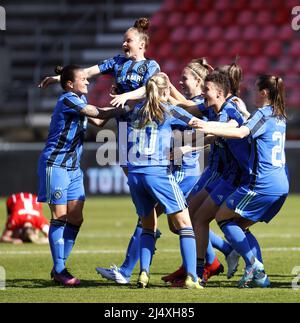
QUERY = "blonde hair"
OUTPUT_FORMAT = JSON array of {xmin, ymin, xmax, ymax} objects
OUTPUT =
[
  {"xmin": 128, "ymin": 17, "xmax": 150, "ymax": 50},
  {"xmin": 186, "ymin": 58, "xmax": 212, "ymax": 89},
  {"xmin": 138, "ymin": 72, "xmax": 170, "ymax": 128}
]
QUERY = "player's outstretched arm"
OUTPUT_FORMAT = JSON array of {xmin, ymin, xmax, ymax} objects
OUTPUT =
[
  {"xmin": 81, "ymin": 104, "xmax": 130, "ymax": 119},
  {"xmin": 0, "ymin": 229, "xmax": 23, "ymax": 244},
  {"xmin": 110, "ymin": 86, "xmax": 146, "ymax": 108},
  {"xmin": 38, "ymin": 65, "xmax": 101, "ymax": 88},
  {"xmin": 197, "ymin": 122, "xmax": 250, "ymax": 139}
]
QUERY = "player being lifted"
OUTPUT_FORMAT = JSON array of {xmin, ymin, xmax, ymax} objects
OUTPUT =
[{"xmin": 39, "ymin": 18, "xmax": 162, "ymax": 286}]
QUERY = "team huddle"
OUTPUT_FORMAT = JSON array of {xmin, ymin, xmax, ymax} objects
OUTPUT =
[{"xmin": 38, "ymin": 17, "xmax": 289, "ymax": 289}]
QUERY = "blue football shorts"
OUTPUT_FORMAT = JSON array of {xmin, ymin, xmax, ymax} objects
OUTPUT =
[
  {"xmin": 173, "ymin": 168, "xmax": 200, "ymax": 199},
  {"xmin": 38, "ymin": 165, "xmax": 85, "ymax": 205},
  {"xmin": 128, "ymin": 172, "xmax": 187, "ymax": 217},
  {"xmin": 209, "ymin": 178, "xmax": 237, "ymax": 206},
  {"xmin": 226, "ymin": 185, "xmax": 288, "ymax": 223},
  {"xmin": 190, "ymin": 167, "xmax": 221, "ymax": 196}
]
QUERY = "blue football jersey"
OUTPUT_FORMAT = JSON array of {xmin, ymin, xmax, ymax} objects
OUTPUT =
[
  {"xmin": 40, "ymin": 92, "xmax": 88, "ymax": 169},
  {"xmin": 98, "ymin": 54, "xmax": 160, "ymax": 94},
  {"xmin": 127, "ymin": 102, "xmax": 194, "ymax": 174},
  {"xmin": 171, "ymin": 95, "xmax": 205, "ymax": 170},
  {"xmin": 245, "ymin": 105, "xmax": 289, "ymax": 195},
  {"xmin": 213, "ymin": 101, "xmax": 248, "ymax": 184}
]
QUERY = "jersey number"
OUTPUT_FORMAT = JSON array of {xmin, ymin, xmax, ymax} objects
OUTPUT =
[
  {"xmin": 272, "ymin": 131, "xmax": 286, "ymax": 167},
  {"xmin": 133, "ymin": 123, "xmax": 158, "ymax": 155}
]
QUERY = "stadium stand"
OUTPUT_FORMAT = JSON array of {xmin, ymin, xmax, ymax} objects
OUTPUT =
[
  {"xmin": 0, "ymin": 0, "xmax": 162, "ymax": 141},
  {"xmin": 0, "ymin": 0, "xmax": 299, "ymax": 141},
  {"xmin": 146, "ymin": 0, "xmax": 300, "ymax": 138}
]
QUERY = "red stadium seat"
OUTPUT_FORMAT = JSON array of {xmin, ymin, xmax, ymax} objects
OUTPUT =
[
  {"xmin": 195, "ymin": 0, "xmax": 212, "ymax": 11},
  {"xmin": 210, "ymin": 42, "xmax": 227, "ymax": 58},
  {"xmin": 157, "ymin": 43, "xmax": 173, "ymax": 60},
  {"xmin": 256, "ymin": 10, "xmax": 272, "ymax": 25},
  {"xmin": 289, "ymin": 40, "xmax": 300, "ymax": 57},
  {"xmin": 228, "ymin": 40, "xmax": 246, "ymax": 57},
  {"xmin": 232, "ymin": 0, "xmax": 248, "ymax": 11},
  {"xmin": 176, "ymin": 42, "xmax": 194, "ymax": 60},
  {"xmin": 184, "ymin": 12, "xmax": 201, "ymax": 28},
  {"xmin": 152, "ymin": 31, "xmax": 171, "ymax": 46},
  {"xmin": 187, "ymin": 26, "xmax": 205, "ymax": 43},
  {"xmin": 243, "ymin": 25, "xmax": 260, "ymax": 41},
  {"xmin": 162, "ymin": 59, "xmax": 178, "ymax": 75},
  {"xmin": 250, "ymin": 57, "xmax": 270, "ymax": 74},
  {"xmin": 275, "ymin": 9, "xmax": 290, "ymax": 25},
  {"xmin": 150, "ymin": 13, "xmax": 165, "ymax": 28},
  {"xmin": 192, "ymin": 42, "xmax": 209, "ymax": 58},
  {"xmin": 237, "ymin": 10, "xmax": 254, "ymax": 26},
  {"xmin": 277, "ymin": 25, "xmax": 295, "ymax": 41},
  {"xmin": 224, "ymin": 26, "xmax": 241, "ymax": 41},
  {"xmin": 201, "ymin": 11, "xmax": 219, "ymax": 26},
  {"xmin": 215, "ymin": 57, "xmax": 232, "ymax": 68},
  {"xmin": 206, "ymin": 26, "xmax": 223, "ymax": 41},
  {"xmin": 288, "ymin": 90, "xmax": 300, "ymax": 109},
  {"xmin": 294, "ymin": 60, "xmax": 300, "ymax": 73},
  {"xmin": 160, "ymin": 0, "xmax": 178, "ymax": 13},
  {"xmin": 274, "ymin": 57, "xmax": 292, "ymax": 74},
  {"xmin": 214, "ymin": 0, "xmax": 231, "ymax": 11},
  {"xmin": 247, "ymin": 41, "xmax": 262, "ymax": 56},
  {"xmin": 170, "ymin": 26, "xmax": 188, "ymax": 43},
  {"xmin": 178, "ymin": 0, "xmax": 197, "ymax": 12},
  {"xmin": 166, "ymin": 12, "xmax": 184, "ymax": 28},
  {"xmin": 286, "ymin": 0, "xmax": 300, "ymax": 7},
  {"xmin": 249, "ymin": 0, "xmax": 266, "ymax": 10},
  {"xmin": 264, "ymin": 40, "xmax": 282, "ymax": 58},
  {"xmin": 260, "ymin": 26, "xmax": 277, "ymax": 40},
  {"xmin": 219, "ymin": 11, "xmax": 237, "ymax": 27},
  {"xmin": 236, "ymin": 57, "xmax": 251, "ymax": 72}
]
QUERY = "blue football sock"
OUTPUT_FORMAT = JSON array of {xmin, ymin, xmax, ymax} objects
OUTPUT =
[
  {"xmin": 63, "ymin": 222, "xmax": 80, "ymax": 264},
  {"xmin": 219, "ymin": 220, "xmax": 254, "ymax": 266},
  {"xmin": 209, "ymin": 229, "xmax": 233, "ymax": 256},
  {"xmin": 120, "ymin": 222, "xmax": 143, "ymax": 278},
  {"xmin": 205, "ymin": 238, "xmax": 216, "ymax": 265},
  {"xmin": 48, "ymin": 219, "xmax": 66, "ymax": 274},
  {"xmin": 140, "ymin": 229, "xmax": 156, "ymax": 274},
  {"xmin": 179, "ymin": 227, "xmax": 197, "ymax": 282},
  {"xmin": 245, "ymin": 230, "xmax": 263, "ymax": 263}
]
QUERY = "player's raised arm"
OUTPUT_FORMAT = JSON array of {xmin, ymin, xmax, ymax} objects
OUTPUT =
[{"xmin": 38, "ymin": 65, "xmax": 101, "ymax": 88}]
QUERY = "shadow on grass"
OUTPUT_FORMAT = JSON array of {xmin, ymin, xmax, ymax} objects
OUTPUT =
[{"xmin": 5, "ymin": 279, "xmax": 130, "ymax": 289}]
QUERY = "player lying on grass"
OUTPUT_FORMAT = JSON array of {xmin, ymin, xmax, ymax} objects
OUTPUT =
[{"xmin": 1, "ymin": 192, "xmax": 49, "ymax": 244}]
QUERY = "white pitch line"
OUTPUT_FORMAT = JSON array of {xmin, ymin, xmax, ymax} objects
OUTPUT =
[
  {"xmin": 1, "ymin": 247, "xmax": 300, "ymax": 256},
  {"xmin": 78, "ymin": 233, "xmax": 300, "ymax": 239}
]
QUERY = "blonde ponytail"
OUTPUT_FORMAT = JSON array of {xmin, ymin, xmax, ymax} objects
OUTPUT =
[{"xmin": 138, "ymin": 73, "xmax": 170, "ymax": 128}]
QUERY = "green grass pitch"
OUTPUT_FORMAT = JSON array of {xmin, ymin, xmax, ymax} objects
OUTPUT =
[{"xmin": 0, "ymin": 195, "xmax": 300, "ymax": 303}]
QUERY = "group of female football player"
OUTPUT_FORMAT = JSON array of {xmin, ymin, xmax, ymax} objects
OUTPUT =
[{"xmin": 38, "ymin": 17, "xmax": 289, "ymax": 288}]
